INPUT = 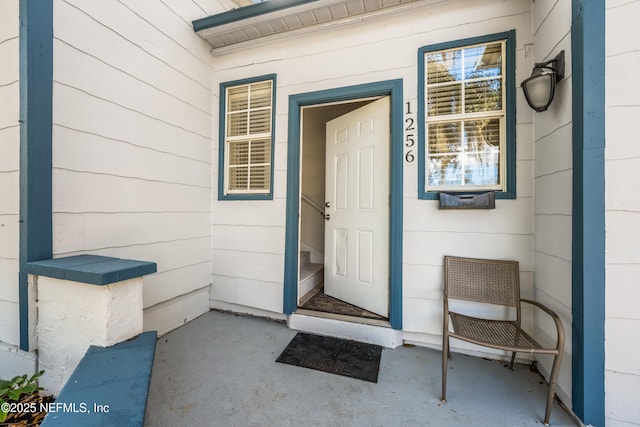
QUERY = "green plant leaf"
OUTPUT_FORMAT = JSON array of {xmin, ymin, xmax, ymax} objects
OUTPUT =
[{"xmin": 0, "ymin": 397, "xmax": 6, "ymax": 423}]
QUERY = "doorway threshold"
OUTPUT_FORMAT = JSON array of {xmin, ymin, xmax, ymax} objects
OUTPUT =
[{"xmin": 288, "ymin": 310, "xmax": 401, "ymax": 348}]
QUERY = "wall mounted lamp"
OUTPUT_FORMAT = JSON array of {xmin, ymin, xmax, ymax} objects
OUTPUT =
[{"xmin": 522, "ymin": 50, "xmax": 565, "ymax": 112}]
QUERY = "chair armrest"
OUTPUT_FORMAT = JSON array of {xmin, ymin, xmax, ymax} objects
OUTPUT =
[{"xmin": 521, "ymin": 299, "xmax": 565, "ymax": 351}]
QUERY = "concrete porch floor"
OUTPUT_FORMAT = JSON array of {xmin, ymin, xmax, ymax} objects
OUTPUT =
[{"xmin": 145, "ymin": 310, "xmax": 578, "ymax": 427}]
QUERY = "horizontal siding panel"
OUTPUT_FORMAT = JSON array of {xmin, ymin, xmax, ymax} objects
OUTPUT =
[
  {"xmin": 606, "ymin": 1, "xmax": 640, "ymax": 57},
  {"xmin": 0, "ymin": 171, "xmax": 18, "ymax": 214},
  {"xmin": 533, "ymin": 252, "xmax": 572, "ymax": 305},
  {"xmin": 0, "ymin": 127, "xmax": 19, "ymax": 171},
  {"xmin": 119, "ymin": 0, "xmax": 217, "ymax": 63},
  {"xmin": 0, "ymin": 0, "xmax": 18, "ymax": 349},
  {"xmin": 63, "ymin": 237, "xmax": 210, "ymax": 276},
  {"xmin": 534, "ymin": 124, "xmax": 572, "ymax": 177},
  {"xmin": 0, "ymin": 215, "xmax": 18, "ymax": 259},
  {"xmin": 402, "ymin": 264, "xmax": 443, "ymax": 300},
  {"xmin": 516, "ymin": 159, "xmax": 534, "ymax": 198},
  {"xmin": 0, "ymin": 38, "xmax": 18, "ymax": 84},
  {"xmin": 211, "ymin": 225, "xmax": 285, "ymax": 254},
  {"xmin": 534, "ymin": 171, "xmax": 572, "ymax": 215},
  {"xmin": 607, "ymin": 157, "xmax": 640, "ymax": 212},
  {"xmin": 143, "ymin": 286, "xmax": 210, "ymax": 336},
  {"xmin": 606, "ymin": 318, "xmax": 640, "ymax": 374},
  {"xmin": 607, "ymin": 51, "xmax": 640, "ymax": 107},
  {"xmin": 62, "ymin": 0, "xmax": 212, "ymax": 90},
  {"xmin": 402, "ymin": 298, "xmax": 442, "ymax": 335},
  {"xmin": 211, "ymin": 275, "xmax": 283, "ymax": 313},
  {"xmin": 211, "ymin": 198, "xmax": 287, "ymax": 227},
  {"xmin": 533, "ymin": 214, "xmax": 571, "ymax": 261},
  {"xmin": 54, "ymin": 42, "xmax": 211, "ymax": 136},
  {"xmin": 403, "ymin": 231, "xmax": 533, "ymax": 270},
  {"xmin": 54, "ymin": 0, "xmax": 212, "ymax": 113},
  {"xmin": 516, "ymin": 123, "xmax": 534, "ymax": 160},
  {"xmin": 161, "ymin": 0, "xmax": 228, "ymax": 27},
  {"xmin": 0, "ymin": 258, "xmax": 18, "ymax": 301},
  {"xmin": 0, "ymin": 300, "xmax": 19, "ymax": 345},
  {"xmin": 211, "ymin": 249, "xmax": 283, "ymax": 283},
  {"xmin": 53, "ymin": 169, "xmax": 210, "ymax": 213},
  {"xmin": 0, "ymin": 83, "xmax": 19, "ymax": 129},
  {"xmin": 143, "ymin": 262, "xmax": 211, "ymax": 308},
  {"xmin": 607, "ymin": 211, "xmax": 640, "ymax": 264},
  {"xmin": 533, "ymin": 1, "xmax": 570, "ymax": 59},
  {"xmin": 52, "ymin": 86, "xmax": 210, "ymax": 162},
  {"xmin": 0, "ymin": 0, "xmax": 18, "ymax": 42},
  {"xmin": 53, "ymin": 212, "xmax": 209, "ymax": 254},
  {"xmin": 606, "ymin": 264, "xmax": 640, "ymax": 321},
  {"xmin": 403, "ymin": 197, "xmax": 533, "ymax": 235},
  {"xmin": 607, "ymin": 106, "xmax": 640, "ymax": 160},
  {"xmin": 52, "ymin": 125, "xmax": 210, "ymax": 187},
  {"xmin": 605, "ymin": 370, "xmax": 640, "ymax": 425}
]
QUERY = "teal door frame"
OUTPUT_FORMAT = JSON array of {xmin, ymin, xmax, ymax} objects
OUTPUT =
[{"xmin": 283, "ymin": 79, "xmax": 404, "ymax": 330}]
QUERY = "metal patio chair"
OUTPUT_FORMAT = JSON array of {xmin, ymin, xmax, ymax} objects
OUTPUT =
[{"xmin": 441, "ymin": 256, "xmax": 565, "ymax": 426}]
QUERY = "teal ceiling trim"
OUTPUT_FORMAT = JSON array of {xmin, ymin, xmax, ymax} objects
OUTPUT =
[
  {"xmin": 283, "ymin": 79, "xmax": 404, "ymax": 330},
  {"xmin": 571, "ymin": 0, "xmax": 605, "ymax": 425},
  {"xmin": 193, "ymin": 0, "xmax": 318, "ymax": 32},
  {"xmin": 19, "ymin": 0, "xmax": 53, "ymax": 351}
]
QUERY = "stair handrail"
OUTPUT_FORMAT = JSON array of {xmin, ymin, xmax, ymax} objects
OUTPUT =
[{"xmin": 301, "ymin": 193, "xmax": 325, "ymax": 217}]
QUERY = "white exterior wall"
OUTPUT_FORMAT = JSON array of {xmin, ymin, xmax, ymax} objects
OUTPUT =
[
  {"xmin": 51, "ymin": 0, "xmax": 222, "ymax": 336},
  {"xmin": 210, "ymin": 0, "xmax": 536, "ymax": 346},
  {"xmin": 0, "ymin": 0, "xmax": 20, "ymax": 347},
  {"xmin": 531, "ymin": 0, "xmax": 573, "ymax": 406},
  {"xmin": 605, "ymin": 1, "xmax": 640, "ymax": 425}
]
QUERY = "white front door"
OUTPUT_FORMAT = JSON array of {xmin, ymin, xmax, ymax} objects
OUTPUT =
[{"xmin": 324, "ymin": 97, "xmax": 390, "ymax": 317}]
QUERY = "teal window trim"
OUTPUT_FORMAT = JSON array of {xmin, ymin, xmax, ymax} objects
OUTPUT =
[
  {"xmin": 417, "ymin": 30, "xmax": 516, "ymax": 200},
  {"xmin": 218, "ymin": 74, "xmax": 277, "ymax": 201}
]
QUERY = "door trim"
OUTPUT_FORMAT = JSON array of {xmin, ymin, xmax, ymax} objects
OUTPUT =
[{"xmin": 283, "ymin": 79, "xmax": 403, "ymax": 330}]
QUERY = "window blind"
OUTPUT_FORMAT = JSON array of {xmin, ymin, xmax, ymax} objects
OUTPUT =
[
  {"xmin": 225, "ymin": 80, "xmax": 273, "ymax": 193},
  {"xmin": 425, "ymin": 41, "xmax": 505, "ymax": 191}
]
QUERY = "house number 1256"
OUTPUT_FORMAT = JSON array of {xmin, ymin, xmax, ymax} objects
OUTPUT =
[{"xmin": 405, "ymin": 101, "xmax": 415, "ymax": 163}]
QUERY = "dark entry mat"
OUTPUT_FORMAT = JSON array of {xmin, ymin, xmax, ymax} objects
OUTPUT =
[
  {"xmin": 299, "ymin": 290, "xmax": 387, "ymax": 321},
  {"xmin": 276, "ymin": 333, "xmax": 382, "ymax": 383}
]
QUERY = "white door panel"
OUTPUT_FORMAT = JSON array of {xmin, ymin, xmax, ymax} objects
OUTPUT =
[{"xmin": 324, "ymin": 97, "xmax": 390, "ymax": 317}]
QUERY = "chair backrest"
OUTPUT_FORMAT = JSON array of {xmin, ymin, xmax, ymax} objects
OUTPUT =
[{"xmin": 444, "ymin": 256, "xmax": 520, "ymax": 307}]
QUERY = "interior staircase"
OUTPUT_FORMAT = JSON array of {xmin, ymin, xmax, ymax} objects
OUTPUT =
[{"xmin": 299, "ymin": 250, "xmax": 323, "ymax": 300}]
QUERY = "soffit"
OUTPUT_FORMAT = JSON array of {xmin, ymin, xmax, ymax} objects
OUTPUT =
[{"xmin": 194, "ymin": 0, "xmax": 449, "ymax": 52}]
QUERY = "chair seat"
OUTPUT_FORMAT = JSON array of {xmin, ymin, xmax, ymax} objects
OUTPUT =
[{"xmin": 449, "ymin": 311, "xmax": 554, "ymax": 353}]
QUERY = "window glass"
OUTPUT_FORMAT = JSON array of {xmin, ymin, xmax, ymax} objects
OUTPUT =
[{"xmin": 424, "ymin": 40, "xmax": 506, "ymax": 192}]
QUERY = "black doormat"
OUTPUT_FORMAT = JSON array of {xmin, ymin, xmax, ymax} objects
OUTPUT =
[{"xmin": 276, "ymin": 333, "xmax": 382, "ymax": 383}]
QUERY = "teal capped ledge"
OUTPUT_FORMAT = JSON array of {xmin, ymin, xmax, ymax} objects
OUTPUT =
[{"xmin": 26, "ymin": 255, "xmax": 157, "ymax": 286}]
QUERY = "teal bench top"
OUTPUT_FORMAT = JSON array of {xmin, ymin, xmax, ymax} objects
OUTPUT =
[
  {"xmin": 41, "ymin": 331, "xmax": 158, "ymax": 427},
  {"xmin": 27, "ymin": 255, "xmax": 157, "ymax": 285}
]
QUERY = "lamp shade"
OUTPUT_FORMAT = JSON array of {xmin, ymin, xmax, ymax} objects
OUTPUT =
[{"xmin": 522, "ymin": 68, "xmax": 556, "ymax": 112}]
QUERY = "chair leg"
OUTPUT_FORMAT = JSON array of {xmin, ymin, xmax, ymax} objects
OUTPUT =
[
  {"xmin": 543, "ymin": 352, "xmax": 563, "ymax": 426},
  {"xmin": 441, "ymin": 333, "xmax": 448, "ymax": 403},
  {"xmin": 508, "ymin": 351, "xmax": 517, "ymax": 370}
]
